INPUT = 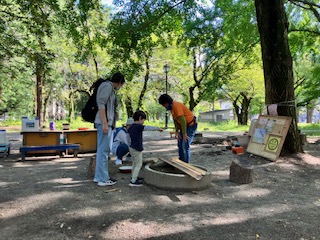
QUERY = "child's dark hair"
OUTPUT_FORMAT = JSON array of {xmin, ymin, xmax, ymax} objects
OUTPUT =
[
  {"xmin": 158, "ymin": 94, "xmax": 173, "ymax": 105},
  {"xmin": 132, "ymin": 110, "xmax": 146, "ymax": 121}
]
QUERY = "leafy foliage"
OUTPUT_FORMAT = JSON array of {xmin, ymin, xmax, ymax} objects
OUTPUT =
[{"xmin": 0, "ymin": 0, "xmax": 319, "ymax": 130}]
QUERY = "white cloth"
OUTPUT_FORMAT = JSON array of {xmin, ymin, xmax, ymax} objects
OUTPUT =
[{"xmin": 268, "ymin": 104, "xmax": 278, "ymax": 116}]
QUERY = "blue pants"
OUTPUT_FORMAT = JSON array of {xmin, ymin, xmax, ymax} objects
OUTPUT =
[
  {"xmin": 116, "ymin": 143, "xmax": 129, "ymax": 160},
  {"xmin": 94, "ymin": 124, "xmax": 113, "ymax": 182},
  {"xmin": 178, "ymin": 123, "xmax": 197, "ymax": 163}
]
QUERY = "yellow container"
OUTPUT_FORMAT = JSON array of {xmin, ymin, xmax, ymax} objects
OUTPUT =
[
  {"xmin": 22, "ymin": 131, "xmax": 63, "ymax": 155},
  {"xmin": 64, "ymin": 130, "xmax": 97, "ymax": 153}
]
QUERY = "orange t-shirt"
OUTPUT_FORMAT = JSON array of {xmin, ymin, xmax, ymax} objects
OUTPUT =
[{"xmin": 171, "ymin": 101, "xmax": 194, "ymax": 125}]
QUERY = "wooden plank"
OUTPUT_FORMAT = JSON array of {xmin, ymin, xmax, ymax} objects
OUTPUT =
[
  {"xmin": 159, "ymin": 157, "xmax": 206, "ymax": 176},
  {"xmin": 159, "ymin": 157, "xmax": 203, "ymax": 180},
  {"xmin": 170, "ymin": 157, "xmax": 207, "ymax": 175},
  {"xmin": 160, "ymin": 157, "xmax": 205, "ymax": 176}
]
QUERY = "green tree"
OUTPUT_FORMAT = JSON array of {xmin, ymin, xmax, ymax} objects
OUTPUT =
[
  {"xmin": 294, "ymin": 54, "xmax": 320, "ymax": 122},
  {"xmin": 186, "ymin": 0, "xmax": 260, "ymax": 112},
  {"xmin": 286, "ymin": 0, "xmax": 320, "ymax": 123},
  {"xmin": 220, "ymin": 63, "xmax": 265, "ymax": 125},
  {"xmin": 0, "ymin": 0, "xmax": 103, "ymax": 124}
]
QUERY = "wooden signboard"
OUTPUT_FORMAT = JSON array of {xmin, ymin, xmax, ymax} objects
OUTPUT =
[{"xmin": 247, "ymin": 115, "xmax": 292, "ymax": 161}]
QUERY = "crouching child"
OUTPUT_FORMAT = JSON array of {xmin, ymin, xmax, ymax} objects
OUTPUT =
[{"xmin": 128, "ymin": 110, "xmax": 163, "ymax": 187}]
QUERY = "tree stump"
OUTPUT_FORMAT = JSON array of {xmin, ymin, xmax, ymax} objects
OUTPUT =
[
  {"xmin": 87, "ymin": 156, "xmax": 96, "ymax": 179},
  {"xmin": 229, "ymin": 158, "xmax": 253, "ymax": 184},
  {"xmin": 300, "ymin": 133, "xmax": 307, "ymax": 145}
]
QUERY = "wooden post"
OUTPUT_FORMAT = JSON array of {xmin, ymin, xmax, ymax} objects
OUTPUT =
[{"xmin": 229, "ymin": 158, "xmax": 253, "ymax": 184}]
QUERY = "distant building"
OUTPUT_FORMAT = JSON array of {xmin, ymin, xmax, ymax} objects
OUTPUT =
[{"xmin": 199, "ymin": 109, "xmax": 234, "ymax": 122}]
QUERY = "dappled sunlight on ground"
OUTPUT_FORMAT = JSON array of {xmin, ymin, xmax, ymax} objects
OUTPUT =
[
  {"xmin": 0, "ymin": 131, "xmax": 319, "ymax": 239},
  {"xmin": 0, "ymin": 192, "xmax": 70, "ymax": 219}
]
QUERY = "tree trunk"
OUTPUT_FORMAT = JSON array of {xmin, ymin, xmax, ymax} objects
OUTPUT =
[
  {"xmin": 93, "ymin": 57, "xmax": 99, "ymax": 79},
  {"xmin": 137, "ymin": 53, "xmax": 150, "ymax": 110},
  {"xmin": 239, "ymin": 93, "xmax": 252, "ymax": 125},
  {"xmin": 232, "ymin": 94, "xmax": 251, "ymax": 125},
  {"xmin": 36, "ymin": 59, "xmax": 43, "ymax": 127},
  {"xmin": 255, "ymin": 0, "xmax": 303, "ymax": 153},
  {"xmin": 189, "ymin": 49, "xmax": 197, "ymax": 111},
  {"xmin": 68, "ymin": 91, "xmax": 74, "ymax": 122},
  {"xmin": 43, "ymin": 95, "xmax": 49, "ymax": 123},
  {"xmin": 188, "ymin": 48, "xmax": 205, "ymax": 111},
  {"xmin": 306, "ymin": 106, "xmax": 314, "ymax": 123},
  {"xmin": 125, "ymin": 95, "xmax": 133, "ymax": 118},
  {"xmin": 233, "ymin": 101, "xmax": 241, "ymax": 125}
]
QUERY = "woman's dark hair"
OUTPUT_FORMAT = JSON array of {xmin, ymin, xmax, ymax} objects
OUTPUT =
[
  {"xmin": 132, "ymin": 110, "xmax": 146, "ymax": 121},
  {"xmin": 110, "ymin": 72, "xmax": 125, "ymax": 84},
  {"xmin": 158, "ymin": 94, "xmax": 173, "ymax": 105}
]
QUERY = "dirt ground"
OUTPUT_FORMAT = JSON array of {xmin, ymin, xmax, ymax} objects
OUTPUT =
[{"xmin": 0, "ymin": 130, "xmax": 319, "ymax": 240}]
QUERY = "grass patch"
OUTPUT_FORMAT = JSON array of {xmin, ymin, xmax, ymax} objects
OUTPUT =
[
  {"xmin": 198, "ymin": 121, "xmax": 250, "ymax": 132},
  {"xmin": 0, "ymin": 119, "xmax": 21, "ymax": 127},
  {"xmin": 298, "ymin": 123, "xmax": 320, "ymax": 130},
  {"xmin": 145, "ymin": 120, "xmax": 250, "ymax": 132},
  {"xmin": 298, "ymin": 123, "xmax": 320, "ymax": 136}
]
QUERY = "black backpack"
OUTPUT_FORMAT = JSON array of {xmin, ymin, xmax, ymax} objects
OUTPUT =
[{"xmin": 81, "ymin": 78, "xmax": 107, "ymax": 123}]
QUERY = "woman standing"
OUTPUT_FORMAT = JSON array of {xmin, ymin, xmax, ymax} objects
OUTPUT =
[{"xmin": 94, "ymin": 72, "xmax": 125, "ymax": 186}]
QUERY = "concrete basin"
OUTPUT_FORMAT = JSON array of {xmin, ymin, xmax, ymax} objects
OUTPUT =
[{"xmin": 144, "ymin": 161, "xmax": 212, "ymax": 191}]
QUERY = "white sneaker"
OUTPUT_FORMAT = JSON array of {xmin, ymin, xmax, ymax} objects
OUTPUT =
[
  {"xmin": 97, "ymin": 178, "xmax": 117, "ymax": 186},
  {"xmin": 115, "ymin": 159, "xmax": 122, "ymax": 165}
]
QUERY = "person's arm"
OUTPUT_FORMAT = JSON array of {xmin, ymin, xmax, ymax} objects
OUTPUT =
[
  {"xmin": 173, "ymin": 119, "xmax": 180, "ymax": 138},
  {"xmin": 96, "ymin": 83, "xmax": 112, "ymax": 134},
  {"xmin": 177, "ymin": 115, "xmax": 189, "ymax": 142},
  {"xmin": 99, "ymin": 109, "xmax": 109, "ymax": 134},
  {"xmin": 144, "ymin": 126, "xmax": 163, "ymax": 132}
]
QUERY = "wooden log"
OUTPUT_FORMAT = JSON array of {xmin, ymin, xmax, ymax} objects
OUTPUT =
[
  {"xmin": 229, "ymin": 158, "xmax": 253, "ymax": 184},
  {"xmin": 87, "ymin": 156, "xmax": 96, "ymax": 179}
]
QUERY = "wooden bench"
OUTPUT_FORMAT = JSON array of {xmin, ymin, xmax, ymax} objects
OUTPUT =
[{"xmin": 20, "ymin": 144, "xmax": 80, "ymax": 161}]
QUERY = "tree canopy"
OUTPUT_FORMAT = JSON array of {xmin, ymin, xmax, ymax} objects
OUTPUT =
[{"xmin": 0, "ymin": 0, "xmax": 319, "ymax": 152}]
